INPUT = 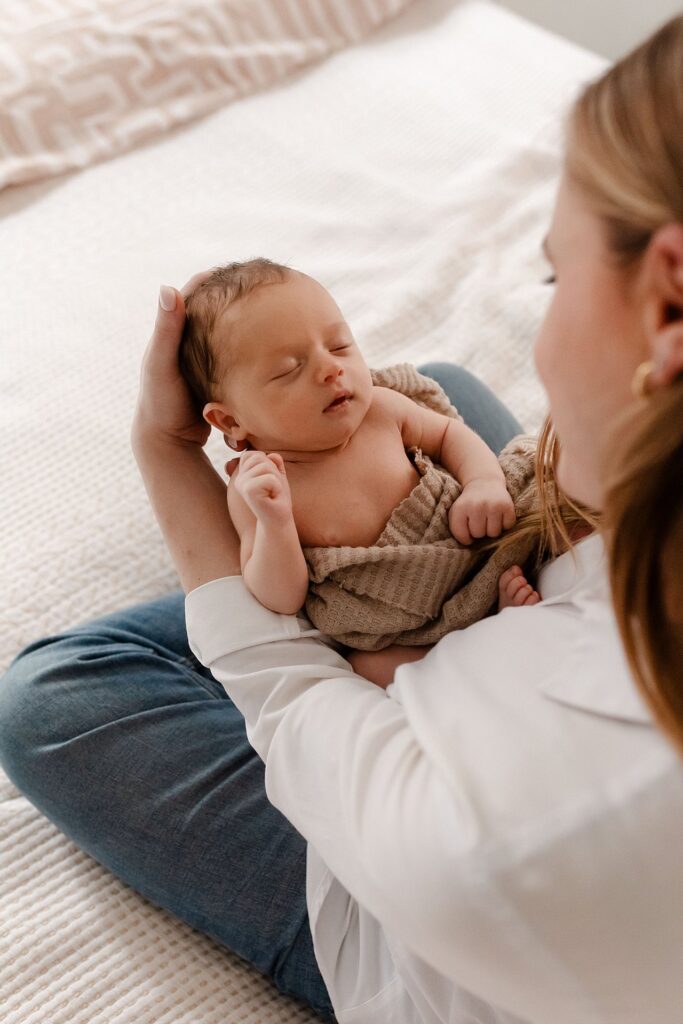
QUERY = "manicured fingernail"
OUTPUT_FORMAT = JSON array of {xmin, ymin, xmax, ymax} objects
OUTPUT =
[{"xmin": 159, "ymin": 285, "xmax": 176, "ymax": 311}]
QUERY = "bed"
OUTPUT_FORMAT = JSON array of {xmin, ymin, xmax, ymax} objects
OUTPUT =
[{"xmin": 0, "ymin": 1, "xmax": 606, "ymax": 1020}]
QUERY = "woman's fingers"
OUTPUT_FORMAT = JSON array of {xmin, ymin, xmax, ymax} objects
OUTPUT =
[
  {"xmin": 133, "ymin": 283, "xmax": 212, "ymax": 446},
  {"xmin": 143, "ymin": 286, "xmax": 186, "ymax": 377},
  {"xmin": 148, "ymin": 267, "xmax": 213, "ymax": 372}
]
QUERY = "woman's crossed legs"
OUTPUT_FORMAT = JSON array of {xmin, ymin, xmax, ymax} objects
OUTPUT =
[{"xmin": 0, "ymin": 363, "xmax": 523, "ymax": 1020}]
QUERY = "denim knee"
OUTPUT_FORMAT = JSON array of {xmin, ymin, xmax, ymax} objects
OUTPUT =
[{"xmin": 0, "ymin": 636, "xmax": 70, "ymax": 795}]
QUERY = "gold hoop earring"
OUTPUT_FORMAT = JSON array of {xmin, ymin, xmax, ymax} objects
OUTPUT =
[{"xmin": 631, "ymin": 360, "xmax": 656, "ymax": 400}]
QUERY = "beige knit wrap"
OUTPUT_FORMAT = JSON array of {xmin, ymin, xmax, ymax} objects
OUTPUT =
[{"xmin": 301, "ymin": 363, "xmax": 542, "ymax": 650}]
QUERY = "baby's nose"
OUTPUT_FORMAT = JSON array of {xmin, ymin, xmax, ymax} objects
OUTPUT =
[{"xmin": 321, "ymin": 359, "xmax": 343, "ymax": 383}]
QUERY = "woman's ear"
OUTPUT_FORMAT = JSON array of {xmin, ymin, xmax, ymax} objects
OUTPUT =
[
  {"xmin": 641, "ymin": 223, "xmax": 683, "ymax": 389},
  {"xmin": 202, "ymin": 402, "xmax": 248, "ymax": 447}
]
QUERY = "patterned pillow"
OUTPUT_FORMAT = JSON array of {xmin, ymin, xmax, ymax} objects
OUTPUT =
[{"xmin": 0, "ymin": 0, "xmax": 413, "ymax": 190}]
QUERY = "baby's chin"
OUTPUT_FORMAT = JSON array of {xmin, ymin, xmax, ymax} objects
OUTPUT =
[{"xmin": 284, "ymin": 410, "xmax": 364, "ymax": 454}]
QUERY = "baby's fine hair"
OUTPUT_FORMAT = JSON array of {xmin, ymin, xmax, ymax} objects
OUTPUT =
[{"xmin": 179, "ymin": 257, "xmax": 294, "ymax": 412}]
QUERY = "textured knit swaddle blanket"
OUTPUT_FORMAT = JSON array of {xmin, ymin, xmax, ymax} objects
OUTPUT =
[{"xmin": 302, "ymin": 363, "xmax": 542, "ymax": 650}]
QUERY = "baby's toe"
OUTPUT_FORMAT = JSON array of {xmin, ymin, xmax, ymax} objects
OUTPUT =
[
  {"xmin": 510, "ymin": 581, "xmax": 533, "ymax": 605},
  {"xmin": 499, "ymin": 565, "xmax": 522, "ymax": 589}
]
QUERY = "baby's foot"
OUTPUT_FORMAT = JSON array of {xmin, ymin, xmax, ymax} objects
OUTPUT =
[{"xmin": 498, "ymin": 565, "xmax": 541, "ymax": 611}]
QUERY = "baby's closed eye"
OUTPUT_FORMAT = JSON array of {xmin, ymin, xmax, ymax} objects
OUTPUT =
[{"xmin": 271, "ymin": 362, "xmax": 301, "ymax": 380}]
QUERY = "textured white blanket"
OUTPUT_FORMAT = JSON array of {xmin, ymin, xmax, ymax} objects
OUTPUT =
[{"xmin": 0, "ymin": 1, "xmax": 605, "ymax": 1020}]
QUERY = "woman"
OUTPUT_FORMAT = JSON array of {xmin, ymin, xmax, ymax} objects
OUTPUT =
[{"xmin": 1, "ymin": 15, "xmax": 682, "ymax": 1024}]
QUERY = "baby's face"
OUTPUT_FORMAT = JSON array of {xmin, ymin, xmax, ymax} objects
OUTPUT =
[{"xmin": 205, "ymin": 272, "xmax": 374, "ymax": 454}]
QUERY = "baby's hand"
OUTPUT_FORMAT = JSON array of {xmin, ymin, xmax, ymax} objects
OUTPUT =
[
  {"xmin": 498, "ymin": 565, "xmax": 540, "ymax": 611},
  {"xmin": 448, "ymin": 479, "xmax": 516, "ymax": 545},
  {"xmin": 232, "ymin": 450, "xmax": 293, "ymax": 526}
]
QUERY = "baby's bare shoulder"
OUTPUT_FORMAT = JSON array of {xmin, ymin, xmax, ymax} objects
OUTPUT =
[
  {"xmin": 369, "ymin": 384, "xmax": 453, "ymax": 455},
  {"xmin": 369, "ymin": 384, "xmax": 416, "ymax": 423}
]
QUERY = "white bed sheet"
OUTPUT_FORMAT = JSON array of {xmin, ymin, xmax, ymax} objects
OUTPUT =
[{"xmin": 0, "ymin": 2, "xmax": 606, "ymax": 1021}]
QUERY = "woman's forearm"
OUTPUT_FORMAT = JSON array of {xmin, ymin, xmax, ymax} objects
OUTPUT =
[
  {"xmin": 244, "ymin": 515, "xmax": 310, "ymax": 615},
  {"xmin": 131, "ymin": 428, "xmax": 241, "ymax": 593}
]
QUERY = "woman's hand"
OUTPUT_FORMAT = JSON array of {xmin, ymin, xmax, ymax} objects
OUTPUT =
[
  {"xmin": 131, "ymin": 275, "xmax": 213, "ymax": 448},
  {"xmin": 130, "ymin": 276, "xmax": 243, "ymax": 593}
]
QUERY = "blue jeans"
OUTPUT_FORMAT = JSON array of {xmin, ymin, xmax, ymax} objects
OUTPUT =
[{"xmin": 0, "ymin": 363, "xmax": 523, "ymax": 1020}]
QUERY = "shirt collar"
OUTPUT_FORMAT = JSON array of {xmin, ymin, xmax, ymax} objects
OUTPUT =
[{"xmin": 536, "ymin": 531, "xmax": 653, "ymax": 726}]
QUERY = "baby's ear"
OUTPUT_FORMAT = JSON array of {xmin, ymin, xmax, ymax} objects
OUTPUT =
[
  {"xmin": 203, "ymin": 402, "xmax": 247, "ymax": 448},
  {"xmin": 202, "ymin": 401, "xmax": 229, "ymax": 432}
]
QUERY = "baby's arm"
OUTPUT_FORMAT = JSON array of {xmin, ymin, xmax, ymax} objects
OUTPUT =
[
  {"xmin": 374, "ymin": 387, "xmax": 516, "ymax": 544},
  {"xmin": 227, "ymin": 452, "xmax": 309, "ymax": 615}
]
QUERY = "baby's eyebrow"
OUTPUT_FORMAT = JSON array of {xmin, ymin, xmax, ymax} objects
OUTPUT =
[
  {"xmin": 269, "ymin": 322, "xmax": 350, "ymax": 356},
  {"xmin": 541, "ymin": 235, "xmax": 553, "ymax": 261}
]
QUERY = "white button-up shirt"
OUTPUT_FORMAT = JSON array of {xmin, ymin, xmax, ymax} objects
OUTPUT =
[{"xmin": 185, "ymin": 531, "xmax": 683, "ymax": 1023}]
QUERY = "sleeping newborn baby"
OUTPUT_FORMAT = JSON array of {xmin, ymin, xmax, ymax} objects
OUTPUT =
[{"xmin": 179, "ymin": 258, "xmax": 542, "ymax": 649}]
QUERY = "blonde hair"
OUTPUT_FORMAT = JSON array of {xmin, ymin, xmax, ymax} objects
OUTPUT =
[
  {"xmin": 468, "ymin": 419, "xmax": 601, "ymax": 579},
  {"xmin": 477, "ymin": 16, "xmax": 683, "ymax": 753},
  {"xmin": 179, "ymin": 258, "xmax": 293, "ymax": 413},
  {"xmin": 566, "ymin": 15, "xmax": 683, "ymax": 754}
]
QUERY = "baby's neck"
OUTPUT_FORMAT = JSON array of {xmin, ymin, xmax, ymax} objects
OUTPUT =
[{"xmin": 258, "ymin": 434, "xmax": 355, "ymax": 465}]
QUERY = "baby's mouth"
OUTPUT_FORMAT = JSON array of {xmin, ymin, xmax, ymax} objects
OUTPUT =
[{"xmin": 324, "ymin": 390, "xmax": 352, "ymax": 412}]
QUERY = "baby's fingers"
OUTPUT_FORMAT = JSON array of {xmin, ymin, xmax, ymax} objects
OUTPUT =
[
  {"xmin": 244, "ymin": 472, "xmax": 282, "ymax": 502},
  {"xmin": 502, "ymin": 503, "xmax": 517, "ymax": 530},
  {"xmin": 267, "ymin": 453, "xmax": 286, "ymax": 473},
  {"xmin": 487, "ymin": 501, "xmax": 516, "ymax": 537},
  {"xmin": 239, "ymin": 453, "xmax": 279, "ymax": 477},
  {"xmin": 448, "ymin": 502, "xmax": 473, "ymax": 545}
]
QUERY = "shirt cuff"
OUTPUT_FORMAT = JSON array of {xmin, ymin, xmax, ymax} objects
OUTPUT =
[{"xmin": 185, "ymin": 575, "xmax": 323, "ymax": 666}]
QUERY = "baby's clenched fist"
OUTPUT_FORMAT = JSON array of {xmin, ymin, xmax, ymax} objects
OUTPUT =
[
  {"xmin": 448, "ymin": 478, "xmax": 516, "ymax": 546},
  {"xmin": 232, "ymin": 450, "xmax": 294, "ymax": 525},
  {"xmin": 498, "ymin": 564, "xmax": 540, "ymax": 611}
]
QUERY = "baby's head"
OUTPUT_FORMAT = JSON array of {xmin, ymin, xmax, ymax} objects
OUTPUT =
[{"xmin": 179, "ymin": 259, "xmax": 373, "ymax": 455}]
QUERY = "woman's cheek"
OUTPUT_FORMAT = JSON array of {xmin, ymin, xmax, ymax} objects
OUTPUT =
[
  {"xmin": 535, "ymin": 291, "xmax": 571, "ymax": 386},
  {"xmin": 533, "ymin": 310, "xmax": 553, "ymax": 389}
]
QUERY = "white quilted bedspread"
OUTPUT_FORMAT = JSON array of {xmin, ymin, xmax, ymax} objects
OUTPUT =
[{"xmin": 0, "ymin": 1, "xmax": 605, "ymax": 1020}]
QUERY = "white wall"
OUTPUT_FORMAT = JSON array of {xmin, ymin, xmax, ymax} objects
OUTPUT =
[{"xmin": 493, "ymin": 0, "xmax": 682, "ymax": 59}]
